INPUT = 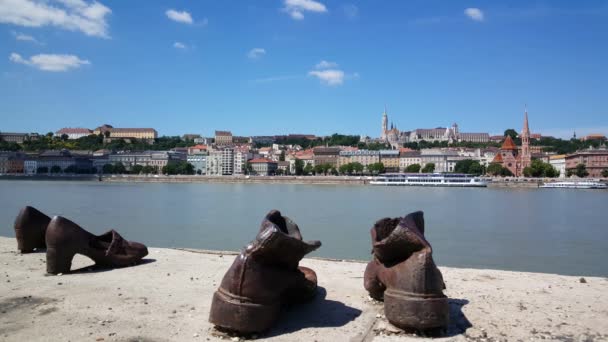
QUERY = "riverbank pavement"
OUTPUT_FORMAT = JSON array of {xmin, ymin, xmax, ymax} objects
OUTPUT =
[{"xmin": 1, "ymin": 237, "xmax": 607, "ymax": 342}]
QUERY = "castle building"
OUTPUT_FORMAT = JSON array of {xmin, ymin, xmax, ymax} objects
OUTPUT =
[
  {"xmin": 379, "ymin": 107, "xmax": 489, "ymax": 148},
  {"xmin": 380, "ymin": 107, "xmax": 410, "ymax": 149},
  {"xmin": 491, "ymin": 108, "xmax": 532, "ymax": 177}
]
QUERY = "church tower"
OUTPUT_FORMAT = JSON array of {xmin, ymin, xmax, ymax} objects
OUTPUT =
[
  {"xmin": 521, "ymin": 106, "xmax": 531, "ymax": 170},
  {"xmin": 381, "ymin": 106, "xmax": 388, "ymax": 140}
]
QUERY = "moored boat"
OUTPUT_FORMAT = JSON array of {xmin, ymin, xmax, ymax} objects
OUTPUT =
[
  {"xmin": 370, "ymin": 173, "xmax": 487, "ymax": 187},
  {"xmin": 540, "ymin": 181, "xmax": 607, "ymax": 189}
]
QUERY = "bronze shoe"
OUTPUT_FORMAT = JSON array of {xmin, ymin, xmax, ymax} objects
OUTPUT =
[
  {"xmin": 364, "ymin": 211, "xmax": 449, "ymax": 331},
  {"xmin": 209, "ymin": 210, "xmax": 321, "ymax": 334},
  {"xmin": 14, "ymin": 206, "xmax": 51, "ymax": 253},
  {"xmin": 45, "ymin": 216, "xmax": 148, "ymax": 274}
]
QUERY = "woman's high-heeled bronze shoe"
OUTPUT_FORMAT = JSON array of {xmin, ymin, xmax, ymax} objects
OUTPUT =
[
  {"xmin": 14, "ymin": 206, "xmax": 51, "ymax": 253},
  {"xmin": 45, "ymin": 216, "xmax": 148, "ymax": 274}
]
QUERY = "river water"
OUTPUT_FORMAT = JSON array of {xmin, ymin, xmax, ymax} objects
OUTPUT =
[{"xmin": 1, "ymin": 181, "xmax": 606, "ymax": 276}]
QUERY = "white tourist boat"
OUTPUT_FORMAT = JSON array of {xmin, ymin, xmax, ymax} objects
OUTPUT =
[
  {"xmin": 540, "ymin": 180, "xmax": 607, "ymax": 189},
  {"xmin": 370, "ymin": 173, "xmax": 487, "ymax": 187}
]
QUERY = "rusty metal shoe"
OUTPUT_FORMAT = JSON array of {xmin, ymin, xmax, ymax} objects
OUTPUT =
[
  {"xmin": 209, "ymin": 210, "xmax": 322, "ymax": 334},
  {"xmin": 364, "ymin": 211, "xmax": 449, "ymax": 332},
  {"xmin": 14, "ymin": 206, "xmax": 51, "ymax": 253},
  {"xmin": 45, "ymin": 216, "xmax": 148, "ymax": 274}
]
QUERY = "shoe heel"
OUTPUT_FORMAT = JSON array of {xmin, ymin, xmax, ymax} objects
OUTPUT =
[
  {"xmin": 209, "ymin": 289, "xmax": 280, "ymax": 334},
  {"xmin": 46, "ymin": 247, "xmax": 75, "ymax": 274}
]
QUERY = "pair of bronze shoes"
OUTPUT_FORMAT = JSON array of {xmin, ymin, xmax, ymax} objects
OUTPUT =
[
  {"xmin": 14, "ymin": 206, "xmax": 148, "ymax": 274},
  {"xmin": 209, "ymin": 210, "xmax": 321, "ymax": 334},
  {"xmin": 209, "ymin": 210, "xmax": 449, "ymax": 335}
]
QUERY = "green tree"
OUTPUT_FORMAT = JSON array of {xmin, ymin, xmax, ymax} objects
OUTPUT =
[
  {"xmin": 131, "ymin": 164, "xmax": 144, "ymax": 174},
  {"xmin": 504, "ymin": 129, "xmax": 518, "ymax": 139},
  {"xmin": 295, "ymin": 158, "xmax": 304, "ymax": 176},
  {"xmin": 141, "ymin": 165, "xmax": 154, "ymax": 174},
  {"xmin": 339, "ymin": 163, "xmax": 353, "ymax": 175},
  {"xmin": 352, "ymin": 162, "xmax": 364, "ymax": 174},
  {"xmin": 113, "ymin": 162, "xmax": 127, "ymax": 174},
  {"xmin": 313, "ymin": 164, "xmax": 323, "ymax": 175},
  {"xmin": 405, "ymin": 164, "xmax": 421, "ymax": 173},
  {"xmin": 37, "ymin": 166, "xmax": 48, "ymax": 174},
  {"xmin": 602, "ymin": 169, "xmax": 608, "ymax": 178},
  {"xmin": 574, "ymin": 163, "xmax": 589, "ymax": 178},
  {"xmin": 454, "ymin": 159, "xmax": 484, "ymax": 175},
  {"xmin": 421, "ymin": 163, "xmax": 435, "ymax": 173},
  {"xmin": 102, "ymin": 164, "xmax": 114, "ymax": 174},
  {"xmin": 50, "ymin": 165, "xmax": 62, "ymax": 174},
  {"xmin": 64, "ymin": 165, "xmax": 77, "ymax": 173},
  {"xmin": 368, "ymin": 162, "xmax": 385, "ymax": 174},
  {"xmin": 279, "ymin": 150, "xmax": 286, "ymax": 161},
  {"xmin": 303, "ymin": 163, "xmax": 313, "ymax": 175},
  {"xmin": 523, "ymin": 159, "xmax": 559, "ymax": 178}
]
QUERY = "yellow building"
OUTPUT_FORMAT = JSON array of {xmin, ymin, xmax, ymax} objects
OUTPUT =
[{"xmin": 93, "ymin": 125, "xmax": 157, "ymax": 140}]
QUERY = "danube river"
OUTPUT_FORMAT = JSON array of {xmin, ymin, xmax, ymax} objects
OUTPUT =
[{"xmin": 1, "ymin": 181, "xmax": 606, "ymax": 276}]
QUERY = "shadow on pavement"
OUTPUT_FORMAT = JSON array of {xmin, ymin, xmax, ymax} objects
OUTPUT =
[
  {"xmin": 445, "ymin": 298, "xmax": 472, "ymax": 337},
  {"xmin": 265, "ymin": 287, "xmax": 362, "ymax": 337},
  {"xmin": 68, "ymin": 258, "xmax": 157, "ymax": 274}
]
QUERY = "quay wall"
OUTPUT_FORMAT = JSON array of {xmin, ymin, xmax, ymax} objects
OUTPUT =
[{"xmin": 1, "ymin": 174, "xmax": 604, "ymax": 189}]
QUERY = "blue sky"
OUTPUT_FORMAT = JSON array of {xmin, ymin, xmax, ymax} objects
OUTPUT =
[{"xmin": 1, "ymin": 0, "xmax": 607, "ymax": 138}]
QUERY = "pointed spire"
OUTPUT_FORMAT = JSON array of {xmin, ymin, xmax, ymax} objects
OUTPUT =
[{"xmin": 522, "ymin": 104, "xmax": 530, "ymax": 134}]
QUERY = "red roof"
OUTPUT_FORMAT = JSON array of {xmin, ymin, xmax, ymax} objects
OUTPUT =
[
  {"xmin": 501, "ymin": 136, "xmax": 517, "ymax": 150},
  {"xmin": 492, "ymin": 153, "xmax": 503, "ymax": 163},
  {"xmin": 190, "ymin": 144, "xmax": 207, "ymax": 150},
  {"xmin": 249, "ymin": 158, "xmax": 276, "ymax": 164}
]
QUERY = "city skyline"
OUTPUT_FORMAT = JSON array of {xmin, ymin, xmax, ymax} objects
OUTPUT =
[{"xmin": 1, "ymin": 1, "xmax": 607, "ymax": 138}]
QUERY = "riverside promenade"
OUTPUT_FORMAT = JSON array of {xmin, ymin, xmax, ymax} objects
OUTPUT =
[{"xmin": 1, "ymin": 237, "xmax": 606, "ymax": 341}]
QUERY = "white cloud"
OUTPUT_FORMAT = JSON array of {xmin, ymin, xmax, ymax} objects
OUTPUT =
[
  {"xmin": 283, "ymin": 0, "xmax": 327, "ymax": 20},
  {"xmin": 308, "ymin": 69, "xmax": 344, "ymax": 86},
  {"xmin": 9, "ymin": 52, "xmax": 90, "ymax": 72},
  {"xmin": 11, "ymin": 30, "xmax": 41, "ymax": 43},
  {"xmin": 315, "ymin": 60, "xmax": 338, "ymax": 69},
  {"xmin": 166, "ymin": 9, "xmax": 193, "ymax": 24},
  {"xmin": 173, "ymin": 42, "xmax": 186, "ymax": 49},
  {"xmin": 247, "ymin": 48, "xmax": 266, "ymax": 59},
  {"xmin": 0, "ymin": 0, "xmax": 111, "ymax": 38},
  {"xmin": 464, "ymin": 8, "xmax": 484, "ymax": 22}
]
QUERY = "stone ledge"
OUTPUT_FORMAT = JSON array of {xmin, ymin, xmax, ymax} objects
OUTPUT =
[{"xmin": 1, "ymin": 237, "xmax": 606, "ymax": 341}]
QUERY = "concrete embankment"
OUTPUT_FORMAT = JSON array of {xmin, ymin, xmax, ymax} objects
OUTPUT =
[
  {"xmin": 101, "ymin": 175, "xmax": 368, "ymax": 185},
  {"xmin": 1, "ymin": 237, "xmax": 606, "ymax": 341}
]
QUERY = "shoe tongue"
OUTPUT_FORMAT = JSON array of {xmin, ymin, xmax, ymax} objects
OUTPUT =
[
  {"xmin": 105, "ymin": 230, "xmax": 126, "ymax": 256},
  {"xmin": 261, "ymin": 210, "xmax": 303, "ymax": 240},
  {"xmin": 372, "ymin": 213, "xmax": 429, "ymax": 264}
]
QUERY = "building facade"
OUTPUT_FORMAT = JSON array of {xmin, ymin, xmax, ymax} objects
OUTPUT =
[
  {"xmin": 379, "ymin": 150, "xmax": 400, "ymax": 172},
  {"xmin": 313, "ymin": 147, "xmax": 340, "ymax": 168},
  {"xmin": 565, "ymin": 150, "xmax": 608, "ymax": 178},
  {"xmin": 187, "ymin": 155, "xmax": 207, "ymax": 175},
  {"xmin": 338, "ymin": 150, "xmax": 380, "ymax": 168},
  {"xmin": 0, "ymin": 132, "xmax": 39, "ymax": 144},
  {"xmin": 549, "ymin": 155, "xmax": 566, "ymax": 178},
  {"xmin": 399, "ymin": 151, "xmax": 422, "ymax": 172},
  {"xmin": 56, "ymin": 128, "xmax": 92, "ymax": 140},
  {"xmin": 93, "ymin": 125, "xmax": 157, "ymax": 141},
  {"xmin": 108, "ymin": 151, "xmax": 186, "ymax": 171},
  {"xmin": 215, "ymin": 131, "xmax": 233, "ymax": 145},
  {"xmin": 248, "ymin": 158, "xmax": 278, "ymax": 176}
]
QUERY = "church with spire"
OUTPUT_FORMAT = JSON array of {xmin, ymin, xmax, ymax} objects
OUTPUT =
[
  {"xmin": 491, "ymin": 107, "xmax": 532, "ymax": 177},
  {"xmin": 380, "ymin": 106, "xmax": 410, "ymax": 149}
]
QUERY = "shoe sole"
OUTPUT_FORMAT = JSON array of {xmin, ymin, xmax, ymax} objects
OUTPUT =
[
  {"xmin": 384, "ymin": 288, "xmax": 449, "ymax": 330},
  {"xmin": 209, "ymin": 288, "xmax": 280, "ymax": 334}
]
